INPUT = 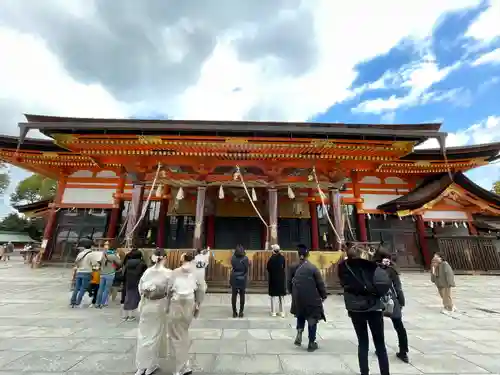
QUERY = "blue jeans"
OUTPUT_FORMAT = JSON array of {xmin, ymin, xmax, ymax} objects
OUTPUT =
[
  {"xmin": 71, "ymin": 272, "xmax": 91, "ymax": 305},
  {"xmin": 296, "ymin": 316, "xmax": 318, "ymax": 342},
  {"xmin": 96, "ymin": 273, "xmax": 115, "ymax": 306}
]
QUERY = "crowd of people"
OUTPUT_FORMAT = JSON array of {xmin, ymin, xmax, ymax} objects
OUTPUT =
[{"xmin": 68, "ymin": 238, "xmax": 456, "ymax": 375}]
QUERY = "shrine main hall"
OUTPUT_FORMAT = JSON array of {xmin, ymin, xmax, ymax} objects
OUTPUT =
[{"xmin": 2, "ymin": 115, "xmax": 500, "ymax": 285}]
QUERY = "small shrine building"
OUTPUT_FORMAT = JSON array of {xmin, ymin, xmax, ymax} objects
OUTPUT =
[{"xmin": 2, "ymin": 115, "xmax": 500, "ymax": 289}]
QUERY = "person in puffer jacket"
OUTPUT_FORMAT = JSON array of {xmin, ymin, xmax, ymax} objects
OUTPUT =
[{"xmin": 338, "ymin": 245, "xmax": 391, "ymax": 375}]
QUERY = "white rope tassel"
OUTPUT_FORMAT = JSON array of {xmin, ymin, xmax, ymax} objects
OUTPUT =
[
  {"xmin": 176, "ymin": 186, "xmax": 185, "ymax": 200},
  {"xmin": 218, "ymin": 185, "xmax": 225, "ymax": 199},
  {"xmin": 312, "ymin": 166, "xmax": 342, "ymax": 246},
  {"xmin": 125, "ymin": 163, "xmax": 162, "ymax": 246},
  {"xmin": 251, "ymin": 188, "xmax": 258, "ymax": 202},
  {"xmin": 235, "ymin": 165, "xmax": 269, "ymax": 230},
  {"xmin": 287, "ymin": 185, "xmax": 295, "ymax": 199}
]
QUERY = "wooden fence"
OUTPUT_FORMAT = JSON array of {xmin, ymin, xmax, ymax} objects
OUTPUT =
[{"xmin": 427, "ymin": 236, "xmax": 500, "ymax": 272}]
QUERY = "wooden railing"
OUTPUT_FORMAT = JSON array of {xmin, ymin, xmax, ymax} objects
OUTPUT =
[
  {"xmin": 160, "ymin": 249, "xmax": 343, "ymax": 293},
  {"xmin": 428, "ymin": 236, "xmax": 500, "ymax": 272}
]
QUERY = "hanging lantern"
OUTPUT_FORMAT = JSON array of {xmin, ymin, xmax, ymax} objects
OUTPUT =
[
  {"xmin": 251, "ymin": 188, "xmax": 258, "ymax": 202},
  {"xmin": 463, "ymin": 222, "xmax": 468, "ymax": 228},
  {"xmin": 218, "ymin": 185, "xmax": 225, "ymax": 199},
  {"xmin": 367, "ymin": 213, "xmax": 371, "ymax": 220},
  {"xmin": 430, "ymin": 221, "xmax": 434, "ymax": 228},
  {"xmin": 453, "ymin": 222, "xmax": 459, "ymax": 228},
  {"xmin": 155, "ymin": 184, "xmax": 163, "ymax": 198},
  {"xmin": 441, "ymin": 221, "xmax": 445, "ymax": 227},
  {"xmin": 287, "ymin": 185, "xmax": 295, "ymax": 199},
  {"xmin": 411, "ymin": 216, "xmax": 416, "ymax": 222},
  {"xmin": 88, "ymin": 208, "xmax": 93, "ymax": 215},
  {"xmin": 383, "ymin": 214, "xmax": 387, "ymax": 220},
  {"xmin": 176, "ymin": 187, "xmax": 185, "ymax": 200},
  {"xmin": 322, "ymin": 232, "xmax": 328, "ymax": 242},
  {"xmin": 399, "ymin": 215, "xmax": 403, "ymax": 220}
]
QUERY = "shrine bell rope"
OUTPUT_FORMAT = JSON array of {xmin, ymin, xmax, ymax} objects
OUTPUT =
[
  {"xmin": 125, "ymin": 162, "xmax": 162, "ymax": 247},
  {"xmin": 234, "ymin": 165, "xmax": 270, "ymax": 242},
  {"xmin": 311, "ymin": 166, "xmax": 343, "ymax": 246}
]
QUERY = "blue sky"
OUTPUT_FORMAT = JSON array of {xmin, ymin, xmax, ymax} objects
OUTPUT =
[{"xmin": 0, "ymin": 1, "xmax": 499, "ymax": 217}]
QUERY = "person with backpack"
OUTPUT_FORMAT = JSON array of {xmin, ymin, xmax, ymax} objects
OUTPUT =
[
  {"xmin": 122, "ymin": 248, "xmax": 148, "ymax": 321},
  {"xmin": 267, "ymin": 244, "xmax": 287, "ymax": 317},
  {"xmin": 230, "ymin": 244, "xmax": 249, "ymax": 318},
  {"xmin": 288, "ymin": 244, "xmax": 327, "ymax": 352},
  {"xmin": 375, "ymin": 250, "xmax": 409, "ymax": 363},
  {"xmin": 95, "ymin": 244, "xmax": 122, "ymax": 308},
  {"xmin": 134, "ymin": 248, "xmax": 172, "ymax": 375},
  {"xmin": 168, "ymin": 252, "xmax": 203, "ymax": 375},
  {"xmin": 337, "ymin": 245, "xmax": 392, "ymax": 375}
]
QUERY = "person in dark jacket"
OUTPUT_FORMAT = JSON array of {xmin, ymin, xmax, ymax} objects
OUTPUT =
[
  {"xmin": 267, "ymin": 244, "xmax": 287, "ymax": 317},
  {"xmin": 338, "ymin": 245, "xmax": 391, "ymax": 375},
  {"xmin": 375, "ymin": 250, "xmax": 409, "ymax": 363},
  {"xmin": 230, "ymin": 245, "xmax": 249, "ymax": 318},
  {"xmin": 288, "ymin": 244, "xmax": 327, "ymax": 352},
  {"xmin": 122, "ymin": 248, "xmax": 148, "ymax": 321}
]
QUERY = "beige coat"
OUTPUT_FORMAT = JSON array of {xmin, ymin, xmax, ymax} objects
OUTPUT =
[{"xmin": 431, "ymin": 261, "xmax": 455, "ymax": 288}]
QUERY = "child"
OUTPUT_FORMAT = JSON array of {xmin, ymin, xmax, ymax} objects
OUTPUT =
[{"xmin": 88, "ymin": 266, "xmax": 101, "ymax": 307}]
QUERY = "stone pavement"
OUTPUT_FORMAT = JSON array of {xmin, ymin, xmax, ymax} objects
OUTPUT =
[{"xmin": 1, "ymin": 258, "xmax": 500, "ymax": 374}]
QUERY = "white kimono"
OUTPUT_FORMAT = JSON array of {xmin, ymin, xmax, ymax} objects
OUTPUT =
[
  {"xmin": 168, "ymin": 265, "xmax": 204, "ymax": 374},
  {"xmin": 135, "ymin": 264, "xmax": 172, "ymax": 371}
]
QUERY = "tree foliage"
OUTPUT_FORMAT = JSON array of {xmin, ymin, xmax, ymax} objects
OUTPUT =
[
  {"xmin": 0, "ymin": 213, "xmax": 43, "ymax": 240},
  {"xmin": 10, "ymin": 174, "xmax": 57, "ymax": 205},
  {"xmin": 493, "ymin": 180, "xmax": 500, "ymax": 195},
  {"xmin": 0, "ymin": 162, "xmax": 9, "ymax": 196}
]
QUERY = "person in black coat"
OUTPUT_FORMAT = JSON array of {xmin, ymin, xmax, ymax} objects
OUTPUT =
[
  {"xmin": 230, "ymin": 245, "xmax": 249, "ymax": 318},
  {"xmin": 288, "ymin": 244, "xmax": 327, "ymax": 352},
  {"xmin": 375, "ymin": 250, "xmax": 409, "ymax": 363},
  {"xmin": 122, "ymin": 248, "xmax": 148, "ymax": 321},
  {"xmin": 338, "ymin": 245, "xmax": 392, "ymax": 375},
  {"xmin": 267, "ymin": 244, "xmax": 287, "ymax": 317}
]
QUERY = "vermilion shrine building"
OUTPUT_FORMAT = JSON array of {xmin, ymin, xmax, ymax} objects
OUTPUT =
[{"xmin": 2, "ymin": 115, "xmax": 500, "ymax": 286}]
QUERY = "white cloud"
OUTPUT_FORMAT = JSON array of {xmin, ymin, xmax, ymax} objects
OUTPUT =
[
  {"xmin": 471, "ymin": 47, "xmax": 500, "ymax": 66},
  {"xmin": 0, "ymin": 27, "xmax": 128, "ymax": 137},
  {"xmin": 465, "ymin": 1, "xmax": 500, "ymax": 43},
  {"xmin": 352, "ymin": 55, "xmax": 462, "ymax": 115},
  {"xmin": 417, "ymin": 115, "xmax": 500, "ymax": 149}
]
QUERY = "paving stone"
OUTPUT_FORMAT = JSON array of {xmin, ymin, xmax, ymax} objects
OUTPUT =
[
  {"xmin": 2, "ymin": 259, "xmax": 500, "ymax": 375},
  {"xmin": 1, "ymin": 351, "xmax": 86, "ymax": 372},
  {"xmin": 212, "ymin": 354, "xmax": 282, "ymax": 373}
]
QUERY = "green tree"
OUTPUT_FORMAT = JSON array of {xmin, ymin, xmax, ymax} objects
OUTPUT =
[
  {"xmin": 0, "ymin": 213, "xmax": 43, "ymax": 240},
  {"xmin": 493, "ymin": 180, "xmax": 500, "ymax": 195},
  {"xmin": 10, "ymin": 174, "xmax": 57, "ymax": 205},
  {"xmin": 0, "ymin": 162, "xmax": 9, "ymax": 196}
]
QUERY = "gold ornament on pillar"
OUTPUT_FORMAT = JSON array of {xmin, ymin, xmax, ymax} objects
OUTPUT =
[{"xmin": 155, "ymin": 184, "xmax": 164, "ymax": 198}]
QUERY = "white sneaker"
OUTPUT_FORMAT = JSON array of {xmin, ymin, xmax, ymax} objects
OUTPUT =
[
  {"xmin": 145, "ymin": 364, "xmax": 159, "ymax": 375},
  {"xmin": 271, "ymin": 312, "xmax": 277, "ymax": 317},
  {"xmin": 279, "ymin": 312, "xmax": 286, "ymax": 318},
  {"xmin": 134, "ymin": 369, "xmax": 145, "ymax": 375},
  {"xmin": 181, "ymin": 360, "xmax": 193, "ymax": 375},
  {"xmin": 441, "ymin": 309, "xmax": 449, "ymax": 315}
]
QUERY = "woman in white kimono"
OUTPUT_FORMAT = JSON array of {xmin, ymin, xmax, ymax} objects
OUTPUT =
[
  {"xmin": 134, "ymin": 248, "xmax": 172, "ymax": 375},
  {"xmin": 168, "ymin": 252, "xmax": 204, "ymax": 375}
]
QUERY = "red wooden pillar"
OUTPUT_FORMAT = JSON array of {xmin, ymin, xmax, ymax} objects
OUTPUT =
[
  {"xmin": 416, "ymin": 215, "xmax": 431, "ymax": 268},
  {"xmin": 156, "ymin": 198, "xmax": 168, "ymax": 248},
  {"xmin": 206, "ymin": 215, "xmax": 215, "ymax": 248},
  {"xmin": 309, "ymin": 201, "xmax": 319, "ymax": 250},
  {"xmin": 40, "ymin": 207, "xmax": 58, "ymax": 262},
  {"xmin": 357, "ymin": 213, "xmax": 368, "ymax": 242}
]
